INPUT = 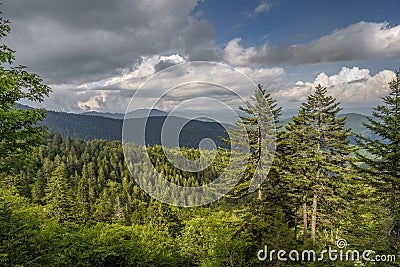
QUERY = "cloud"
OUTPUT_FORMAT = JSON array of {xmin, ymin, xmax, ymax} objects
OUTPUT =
[
  {"xmin": 153, "ymin": 54, "xmax": 186, "ymax": 72},
  {"xmin": 223, "ymin": 22, "xmax": 400, "ymax": 66},
  {"xmin": 254, "ymin": 0, "xmax": 271, "ymax": 14},
  {"xmin": 7, "ymin": 0, "xmax": 397, "ymax": 115},
  {"xmin": 59, "ymin": 55, "xmax": 286, "ymax": 113},
  {"xmin": 274, "ymin": 67, "xmax": 396, "ymax": 105},
  {"xmin": 3, "ymin": 0, "xmax": 206, "ymax": 84},
  {"xmin": 223, "ymin": 38, "xmax": 259, "ymax": 66},
  {"xmin": 233, "ymin": 66, "xmax": 285, "ymax": 90},
  {"xmin": 23, "ymin": 62, "xmax": 395, "ymax": 114},
  {"xmin": 179, "ymin": 16, "xmax": 221, "ymax": 61}
]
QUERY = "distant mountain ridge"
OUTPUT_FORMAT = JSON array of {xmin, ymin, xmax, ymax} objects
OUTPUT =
[
  {"xmin": 15, "ymin": 104, "xmax": 229, "ymax": 148},
  {"xmin": 82, "ymin": 108, "xmax": 168, "ymax": 120},
  {"xmin": 125, "ymin": 108, "xmax": 168, "ymax": 119},
  {"xmin": 14, "ymin": 104, "xmax": 378, "ymax": 146},
  {"xmin": 81, "ymin": 111, "xmax": 124, "ymax": 120}
]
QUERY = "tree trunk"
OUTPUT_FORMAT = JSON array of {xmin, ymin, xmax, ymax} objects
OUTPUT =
[
  {"xmin": 303, "ymin": 191, "xmax": 308, "ymax": 245},
  {"xmin": 311, "ymin": 192, "xmax": 317, "ymax": 244},
  {"xmin": 311, "ymin": 104, "xmax": 321, "ymax": 245},
  {"xmin": 257, "ymin": 124, "xmax": 262, "ymax": 202},
  {"xmin": 390, "ymin": 182, "xmax": 399, "ymax": 252},
  {"xmin": 294, "ymin": 204, "xmax": 298, "ymax": 241}
]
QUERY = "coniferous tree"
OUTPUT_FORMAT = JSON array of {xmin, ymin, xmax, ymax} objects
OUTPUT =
[
  {"xmin": 44, "ymin": 162, "xmax": 72, "ymax": 223},
  {"xmin": 356, "ymin": 71, "xmax": 400, "ymax": 253},
  {"xmin": 76, "ymin": 172, "xmax": 91, "ymax": 224},
  {"xmin": 224, "ymin": 84, "xmax": 281, "ymax": 200},
  {"xmin": 285, "ymin": 84, "xmax": 354, "ymax": 245},
  {"xmin": 280, "ymin": 115, "xmax": 315, "ymax": 245}
]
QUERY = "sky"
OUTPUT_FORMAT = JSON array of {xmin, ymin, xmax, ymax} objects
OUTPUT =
[{"xmin": 3, "ymin": 0, "xmax": 400, "ymax": 117}]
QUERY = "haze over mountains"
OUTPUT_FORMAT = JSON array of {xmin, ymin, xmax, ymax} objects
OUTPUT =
[
  {"xmin": 82, "ymin": 108, "xmax": 169, "ymax": 120},
  {"xmin": 16, "ymin": 104, "xmax": 377, "ymax": 147},
  {"xmin": 14, "ymin": 104, "xmax": 228, "ymax": 148},
  {"xmin": 84, "ymin": 106, "xmax": 373, "ymax": 123}
]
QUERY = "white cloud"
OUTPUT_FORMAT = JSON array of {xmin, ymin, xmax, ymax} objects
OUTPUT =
[
  {"xmin": 223, "ymin": 38, "xmax": 260, "ymax": 66},
  {"xmin": 223, "ymin": 22, "xmax": 400, "ymax": 66},
  {"xmin": 234, "ymin": 66, "xmax": 285, "ymax": 89},
  {"xmin": 77, "ymin": 91, "xmax": 107, "ymax": 111},
  {"xmin": 56, "ymin": 55, "xmax": 286, "ymax": 113},
  {"xmin": 254, "ymin": 0, "xmax": 271, "ymax": 14},
  {"xmin": 274, "ymin": 67, "xmax": 396, "ymax": 106},
  {"xmin": 27, "ymin": 64, "xmax": 396, "ymax": 114}
]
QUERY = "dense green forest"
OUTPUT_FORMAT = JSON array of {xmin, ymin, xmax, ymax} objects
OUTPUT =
[{"xmin": 1, "ymin": 7, "xmax": 400, "ymax": 267}]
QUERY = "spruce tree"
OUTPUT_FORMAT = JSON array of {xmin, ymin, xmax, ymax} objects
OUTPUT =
[
  {"xmin": 356, "ymin": 71, "xmax": 400, "ymax": 253},
  {"xmin": 44, "ymin": 162, "xmax": 72, "ymax": 223},
  {"xmin": 285, "ymin": 84, "xmax": 354, "ymax": 245},
  {"xmin": 224, "ymin": 84, "xmax": 281, "ymax": 200},
  {"xmin": 281, "ymin": 112, "xmax": 315, "ymax": 245},
  {"xmin": 76, "ymin": 171, "xmax": 91, "ymax": 224}
]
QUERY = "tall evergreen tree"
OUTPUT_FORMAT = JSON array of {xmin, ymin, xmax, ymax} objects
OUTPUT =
[
  {"xmin": 44, "ymin": 162, "xmax": 72, "ymax": 223},
  {"xmin": 224, "ymin": 84, "xmax": 281, "ymax": 200},
  {"xmin": 280, "ymin": 113, "xmax": 315, "ymax": 245},
  {"xmin": 76, "ymin": 171, "xmax": 91, "ymax": 224},
  {"xmin": 285, "ymin": 84, "xmax": 354, "ymax": 245},
  {"xmin": 356, "ymin": 71, "xmax": 400, "ymax": 253}
]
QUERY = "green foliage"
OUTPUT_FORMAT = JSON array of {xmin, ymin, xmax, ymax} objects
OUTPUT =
[
  {"xmin": 44, "ymin": 162, "xmax": 73, "ymax": 223},
  {"xmin": 223, "ymin": 84, "xmax": 281, "ymax": 199},
  {"xmin": 3, "ymin": 82, "xmax": 399, "ymax": 266},
  {"xmin": 0, "ymin": 188, "xmax": 47, "ymax": 266},
  {"xmin": 1, "ymin": 123, "xmax": 397, "ymax": 266},
  {"xmin": 356, "ymin": 71, "xmax": 400, "ymax": 255},
  {"xmin": 0, "ymin": 187, "xmax": 186, "ymax": 266},
  {"xmin": 179, "ymin": 210, "xmax": 251, "ymax": 267},
  {"xmin": 0, "ymin": 10, "xmax": 51, "ymax": 176},
  {"xmin": 283, "ymin": 84, "xmax": 355, "ymax": 245}
]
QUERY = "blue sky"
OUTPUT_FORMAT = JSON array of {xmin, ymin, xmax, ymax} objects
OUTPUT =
[
  {"xmin": 3, "ymin": 0, "xmax": 400, "ymax": 115},
  {"xmin": 194, "ymin": 0, "xmax": 400, "ymax": 46},
  {"xmin": 193, "ymin": 0, "xmax": 400, "ymax": 76}
]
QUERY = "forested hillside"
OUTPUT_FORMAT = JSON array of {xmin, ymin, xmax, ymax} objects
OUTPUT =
[
  {"xmin": 40, "ymin": 108, "xmax": 230, "ymax": 148},
  {"xmin": 18, "ymin": 103, "xmax": 378, "ymax": 146}
]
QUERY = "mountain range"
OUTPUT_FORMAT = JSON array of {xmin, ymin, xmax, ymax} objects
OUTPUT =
[
  {"xmin": 27, "ymin": 105, "xmax": 229, "ymax": 149},
  {"xmin": 82, "ymin": 108, "xmax": 169, "ymax": 120},
  {"xmin": 15, "ymin": 104, "xmax": 377, "ymax": 148}
]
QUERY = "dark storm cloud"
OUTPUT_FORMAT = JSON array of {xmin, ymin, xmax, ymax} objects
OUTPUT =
[
  {"xmin": 2, "ymin": 0, "xmax": 200, "ymax": 84},
  {"xmin": 153, "ymin": 60, "xmax": 178, "ymax": 73},
  {"xmin": 180, "ymin": 17, "xmax": 221, "ymax": 61}
]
